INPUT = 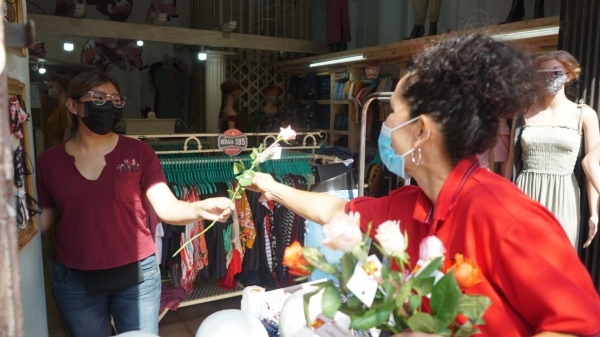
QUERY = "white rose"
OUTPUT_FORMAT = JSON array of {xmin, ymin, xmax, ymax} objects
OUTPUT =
[
  {"xmin": 375, "ymin": 220, "xmax": 405, "ymax": 258},
  {"xmin": 321, "ymin": 212, "xmax": 363, "ymax": 253},
  {"xmin": 279, "ymin": 126, "xmax": 297, "ymax": 141}
]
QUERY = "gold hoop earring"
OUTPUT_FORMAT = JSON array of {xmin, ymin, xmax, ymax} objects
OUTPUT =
[{"xmin": 411, "ymin": 148, "xmax": 422, "ymax": 166}]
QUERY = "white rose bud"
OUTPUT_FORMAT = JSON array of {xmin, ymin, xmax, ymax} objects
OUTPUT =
[
  {"xmin": 279, "ymin": 126, "xmax": 297, "ymax": 141},
  {"xmin": 321, "ymin": 212, "xmax": 363, "ymax": 253},
  {"xmin": 375, "ymin": 220, "xmax": 405, "ymax": 258},
  {"xmin": 419, "ymin": 235, "xmax": 445, "ymax": 261}
]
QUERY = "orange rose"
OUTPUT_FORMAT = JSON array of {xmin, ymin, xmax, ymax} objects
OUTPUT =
[
  {"xmin": 283, "ymin": 241, "xmax": 313, "ymax": 276},
  {"xmin": 450, "ymin": 254, "xmax": 482, "ymax": 290}
]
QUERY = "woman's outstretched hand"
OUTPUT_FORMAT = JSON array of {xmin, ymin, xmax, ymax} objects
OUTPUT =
[
  {"xmin": 248, "ymin": 172, "xmax": 277, "ymax": 201},
  {"xmin": 197, "ymin": 197, "xmax": 234, "ymax": 222}
]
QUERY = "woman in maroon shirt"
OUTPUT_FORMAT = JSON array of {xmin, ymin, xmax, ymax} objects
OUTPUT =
[
  {"xmin": 247, "ymin": 34, "xmax": 600, "ymax": 336},
  {"xmin": 36, "ymin": 71, "xmax": 233, "ymax": 336}
]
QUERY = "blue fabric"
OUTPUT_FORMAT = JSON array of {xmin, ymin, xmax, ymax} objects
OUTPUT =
[
  {"xmin": 52, "ymin": 255, "xmax": 161, "ymax": 336},
  {"xmin": 304, "ymin": 189, "xmax": 361, "ymax": 282}
]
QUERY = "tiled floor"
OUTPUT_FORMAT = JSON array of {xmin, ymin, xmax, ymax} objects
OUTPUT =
[{"xmin": 158, "ymin": 296, "xmax": 241, "ymax": 337}]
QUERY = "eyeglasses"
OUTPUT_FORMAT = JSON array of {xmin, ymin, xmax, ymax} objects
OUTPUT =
[{"xmin": 79, "ymin": 90, "xmax": 127, "ymax": 108}]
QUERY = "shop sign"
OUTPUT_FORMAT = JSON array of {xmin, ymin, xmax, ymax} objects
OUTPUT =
[
  {"xmin": 334, "ymin": 71, "xmax": 349, "ymax": 80},
  {"xmin": 365, "ymin": 62, "xmax": 380, "ymax": 79},
  {"xmin": 218, "ymin": 129, "xmax": 248, "ymax": 156}
]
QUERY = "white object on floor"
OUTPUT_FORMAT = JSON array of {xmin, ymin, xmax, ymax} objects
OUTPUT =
[
  {"xmin": 240, "ymin": 286, "xmax": 266, "ymax": 320},
  {"xmin": 115, "ymin": 332, "xmax": 159, "ymax": 337},
  {"xmin": 195, "ymin": 309, "xmax": 268, "ymax": 337}
]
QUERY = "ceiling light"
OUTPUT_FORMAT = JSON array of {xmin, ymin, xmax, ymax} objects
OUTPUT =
[
  {"xmin": 38, "ymin": 62, "xmax": 46, "ymax": 74},
  {"xmin": 309, "ymin": 55, "xmax": 365, "ymax": 68},
  {"xmin": 63, "ymin": 42, "xmax": 74, "ymax": 52},
  {"xmin": 491, "ymin": 26, "xmax": 559, "ymax": 41},
  {"xmin": 136, "ymin": 40, "xmax": 144, "ymax": 47},
  {"xmin": 198, "ymin": 47, "xmax": 207, "ymax": 61}
]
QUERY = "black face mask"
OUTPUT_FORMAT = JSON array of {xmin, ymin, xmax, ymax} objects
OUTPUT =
[{"xmin": 79, "ymin": 101, "xmax": 122, "ymax": 135}]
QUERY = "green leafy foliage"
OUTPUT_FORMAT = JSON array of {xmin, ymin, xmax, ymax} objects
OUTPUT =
[
  {"xmin": 406, "ymin": 312, "xmax": 436, "ymax": 333},
  {"xmin": 349, "ymin": 309, "xmax": 391, "ymax": 330},
  {"xmin": 430, "ymin": 273, "xmax": 461, "ymax": 327},
  {"xmin": 322, "ymin": 285, "xmax": 343, "ymax": 319}
]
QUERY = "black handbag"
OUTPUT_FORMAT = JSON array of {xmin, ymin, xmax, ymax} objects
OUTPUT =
[{"xmin": 83, "ymin": 260, "xmax": 144, "ymax": 294}]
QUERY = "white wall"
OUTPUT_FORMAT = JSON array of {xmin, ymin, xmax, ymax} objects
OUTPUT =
[
  {"xmin": 312, "ymin": 0, "xmax": 562, "ymax": 48},
  {"xmin": 8, "ymin": 2, "xmax": 49, "ymax": 336}
]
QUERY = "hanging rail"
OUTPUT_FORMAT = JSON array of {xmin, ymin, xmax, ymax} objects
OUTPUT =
[
  {"xmin": 126, "ymin": 131, "xmax": 329, "ymax": 155},
  {"xmin": 359, "ymin": 92, "xmax": 393, "ymax": 196}
]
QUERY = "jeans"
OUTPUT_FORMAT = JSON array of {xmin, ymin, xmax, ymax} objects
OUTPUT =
[{"xmin": 52, "ymin": 255, "xmax": 161, "ymax": 337}]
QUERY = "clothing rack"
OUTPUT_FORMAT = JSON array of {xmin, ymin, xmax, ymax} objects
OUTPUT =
[{"xmin": 126, "ymin": 131, "xmax": 340, "ymax": 320}]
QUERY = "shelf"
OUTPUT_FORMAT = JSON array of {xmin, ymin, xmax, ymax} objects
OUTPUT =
[{"xmin": 297, "ymin": 100, "xmax": 331, "ymax": 105}]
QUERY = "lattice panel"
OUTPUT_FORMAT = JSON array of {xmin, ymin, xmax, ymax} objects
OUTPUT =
[{"xmin": 227, "ymin": 49, "xmax": 287, "ymax": 113}]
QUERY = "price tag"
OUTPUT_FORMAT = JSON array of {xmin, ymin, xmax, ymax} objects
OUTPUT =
[
  {"xmin": 346, "ymin": 255, "xmax": 382, "ymax": 307},
  {"xmin": 311, "ymin": 314, "xmax": 354, "ymax": 337},
  {"xmin": 218, "ymin": 128, "xmax": 248, "ymax": 156}
]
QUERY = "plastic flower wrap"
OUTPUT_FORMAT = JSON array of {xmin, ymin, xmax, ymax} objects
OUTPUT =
[{"xmin": 283, "ymin": 213, "xmax": 491, "ymax": 336}]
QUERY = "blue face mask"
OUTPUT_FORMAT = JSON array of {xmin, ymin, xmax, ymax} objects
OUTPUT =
[{"xmin": 378, "ymin": 116, "xmax": 419, "ymax": 180}]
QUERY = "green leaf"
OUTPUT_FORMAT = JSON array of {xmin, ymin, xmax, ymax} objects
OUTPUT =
[
  {"xmin": 409, "ymin": 294, "xmax": 422, "ymax": 312},
  {"xmin": 395, "ymin": 278, "xmax": 415, "ymax": 308},
  {"xmin": 227, "ymin": 189, "xmax": 235, "ymax": 198},
  {"xmin": 406, "ymin": 312, "xmax": 436, "ymax": 333},
  {"xmin": 346, "ymin": 295, "xmax": 363, "ymax": 310},
  {"xmin": 430, "ymin": 272, "xmax": 461, "ymax": 328},
  {"xmin": 349, "ymin": 309, "xmax": 391, "ymax": 330},
  {"xmin": 303, "ymin": 288, "xmax": 323, "ymax": 327},
  {"xmin": 454, "ymin": 321, "xmax": 480, "ymax": 337},
  {"xmin": 233, "ymin": 161, "xmax": 245, "ymax": 175},
  {"xmin": 457, "ymin": 294, "xmax": 492, "ymax": 322},
  {"xmin": 415, "ymin": 257, "xmax": 443, "ymax": 281},
  {"xmin": 243, "ymin": 170, "xmax": 255, "ymax": 177},
  {"xmin": 235, "ymin": 194, "xmax": 242, "ymax": 199},
  {"xmin": 250, "ymin": 152, "xmax": 257, "ymax": 161},
  {"xmin": 302, "ymin": 247, "xmax": 337, "ymax": 275},
  {"xmin": 382, "ymin": 279, "xmax": 395, "ymax": 310},
  {"xmin": 258, "ymin": 144, "xmax": 264, "ymax": 152},
  {"xmin": 339, "ymin": 253, "xmax": 356, "ymax": 292},
  {"xmin": 413, "ymin": 277, "xmax": 435, "ymax": 297},
  {"xmin": 321, "ymin": 285, "xmax": 343, "ymax": 319}
]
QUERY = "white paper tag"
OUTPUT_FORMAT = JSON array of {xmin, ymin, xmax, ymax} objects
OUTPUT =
[
  {"xmin": 271, "ymin": 146, "xmax": 282, "ymax": 160},
  {"xmin": 346, "ymin": 255, "xmax": 382, "ymax": 307},
  {"xmin": 312, "ymin": 313, "xmax": 354, "ymax": 337}
]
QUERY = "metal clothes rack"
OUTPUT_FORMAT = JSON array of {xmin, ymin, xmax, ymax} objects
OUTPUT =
[
  {"xmin": 126, "ymin": 131, "xmax": 332, "ymax": 157},
  {"xmin": 125, "ymin": 131, "xmax": 338, "ymax": 320},
  {"xmin": 359, "ymin": 92, "xmax": 393, "ymax": 196}
]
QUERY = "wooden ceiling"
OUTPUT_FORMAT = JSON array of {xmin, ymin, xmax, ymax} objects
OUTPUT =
[
  {"xmin": 277, "ymin": 16, "xmax": 560, "ymax": 74},
  {"xmin": 27, "ymin": 14, "xmax": 329, "ymax": 54}
]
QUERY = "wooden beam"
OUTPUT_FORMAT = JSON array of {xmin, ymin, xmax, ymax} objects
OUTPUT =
[
  {"xmin": 28, "ymin": 14, "xmax": 328, "ymax": 54},
  {"xmin": 278, "ymin": 16, "xmax": 560, "ymax": 72}
]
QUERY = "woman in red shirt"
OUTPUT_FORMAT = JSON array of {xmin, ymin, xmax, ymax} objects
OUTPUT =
[
  {"xmin": 248, "ymin": 34, "xmax": 600, "ymax": 336},
  {"xmin": 36, "ymin": 71, "xmax": 234, "ymax": 336}
]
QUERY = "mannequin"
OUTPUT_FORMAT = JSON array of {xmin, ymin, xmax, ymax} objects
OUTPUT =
[
  {"xmin": 259, "ymin": 86, "xmax": 285, "ymax": 133},
  {"xmin": 218, "ymin": 80, "xmax": 243, "ymax": 133},
  {"xmin": 508, "ymin": 51, "xmax": 599, "ymax": 249},
  {"xmin": 501, "ymin": 0, "xmax": 545, "ymax": 24},
  {"xmin": 406, "ymin": 0, "xmax": 441, "ymax": 39}
]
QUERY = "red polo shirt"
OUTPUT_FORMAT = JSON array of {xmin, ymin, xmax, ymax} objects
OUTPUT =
[
  {"xmin": 347, "ymin": 157, "xmax": 600, "ymax": 336},
  {"xmin": 36, "ymin": 136, "xmax": 166, "ymax": 270}
]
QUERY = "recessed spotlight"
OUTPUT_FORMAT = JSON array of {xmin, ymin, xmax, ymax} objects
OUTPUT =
[
  {"xmin": 63, "ymin": 42, "xmax": 74, "ymax": 52},
  {"xmin": 197, "ymin": 47, "xmax": 207, "ymax": 61},
  {"xmin": 136, "ymin": 40, "xmax": 144, "ymax": 47}
]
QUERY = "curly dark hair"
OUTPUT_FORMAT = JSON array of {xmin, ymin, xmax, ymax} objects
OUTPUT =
[{"xmin": 402, "ymin": 33, "xmax": 541, "ymax": 164}]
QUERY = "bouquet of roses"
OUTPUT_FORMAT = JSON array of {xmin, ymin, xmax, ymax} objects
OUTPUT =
[{"xmin": 283, "ymin": 212, "xmax": 491, "ymax": 336}]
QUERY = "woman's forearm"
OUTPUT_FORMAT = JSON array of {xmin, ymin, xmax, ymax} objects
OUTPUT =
[{"xmin": 266, "ymin": 182, "xmax": 347, "ymax": 225}]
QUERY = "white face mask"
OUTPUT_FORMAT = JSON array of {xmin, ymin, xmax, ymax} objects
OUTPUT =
[{"xmin": 48, "ymin": 88, "xmax": 60, "ymax": 99}]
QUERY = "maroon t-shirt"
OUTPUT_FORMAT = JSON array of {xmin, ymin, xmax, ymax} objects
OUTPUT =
[{"xmin": 36, "ymin": 136, "xmax": 166, "ymax": 270}]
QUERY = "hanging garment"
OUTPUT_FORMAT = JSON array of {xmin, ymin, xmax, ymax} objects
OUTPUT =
[
  {"xmin": 326, "ymin": 0, "xmax": 351, "ymax": 45},
  {"xmin": 515, "ymin": 107, "xmax": 584, "ymax": 247},
  {"xmin": 106, "ymin": 61, "xmax": 143, "ymax": 121}
]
